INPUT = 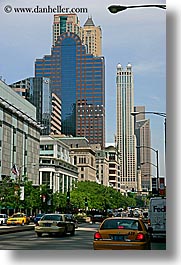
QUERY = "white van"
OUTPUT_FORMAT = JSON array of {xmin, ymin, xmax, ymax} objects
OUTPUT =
[
  {"xmin": 148, "ymin": 197, "xmax": 166, "ymax": 239},
  {"xmin": 0, "ymin": 214, "xmax": 8, "ymax": 225}
]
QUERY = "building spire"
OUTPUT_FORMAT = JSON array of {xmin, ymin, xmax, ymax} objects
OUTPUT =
[{"xmin": 84, "ymin": 16, "xmax": 95, "ymax": 27}]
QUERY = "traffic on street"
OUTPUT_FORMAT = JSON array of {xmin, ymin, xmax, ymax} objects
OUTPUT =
[{"xmin": 0, "ymin": 222, "xmax": 166, "ymax": 250}]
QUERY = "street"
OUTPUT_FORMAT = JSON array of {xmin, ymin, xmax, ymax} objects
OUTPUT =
[{"xmin": 0, "ymin": 223, "xmax": 166, "ymax": 250}]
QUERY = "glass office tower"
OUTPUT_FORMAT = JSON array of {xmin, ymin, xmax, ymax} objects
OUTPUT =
[{"xmin": 35, "ymin": 32, "xmax": 105, "ymax": 148}]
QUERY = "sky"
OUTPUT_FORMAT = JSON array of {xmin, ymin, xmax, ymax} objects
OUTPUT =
[{"xmin": 0, "ymin": 0, "xmax": 166, "ymax": 177}]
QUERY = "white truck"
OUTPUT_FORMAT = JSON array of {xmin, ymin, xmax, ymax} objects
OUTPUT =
[{"xmin": 148, "ymin": 197, "xmax": 166, "ymax": 239}]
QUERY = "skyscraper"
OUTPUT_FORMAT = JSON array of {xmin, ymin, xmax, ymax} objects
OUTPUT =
[
  {"xmin": 52, "ymin": 14, "xmax": 102, "ymax": 57},
  {"xmin": 81, "ymin": 16, "xmax": 102, "ymax": 56},
  {"xmin": 134, "ymin": 106, "xmax": 151, "ymax": 190},
  {"xmin": 53, "ymin": 14, "xmax": 81, "ymax": 45},
  {"xmin": 116, "ymin": 63, "xmax": 137, "ymax": 191},
  {"xmin": 35, "ymin": 32, "xmax": 105, "ymax": 148}
]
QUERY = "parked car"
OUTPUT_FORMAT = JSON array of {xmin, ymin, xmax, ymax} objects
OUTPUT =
[
  {"xmin": 35, "ymin": 213, "xmax": 76, "ymax": 237},
  {"xmin": 93, "ymin": 217, "xmax": 151, "ymax": 250},
  {"xmin": 0, "ymin": 214, "xmax": 8, "ymax": 225},
  {"xmin": 34, "ymin": 213, "xmax": 45, "ymax": 224},
  {"xmin": 7, "ymin": 212, "xmax": 30, "ymax": 226}
]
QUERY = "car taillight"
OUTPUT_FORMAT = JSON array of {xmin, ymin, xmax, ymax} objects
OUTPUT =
[
  {"xmin": 148, "ymin": 219, "xmax": 151, "ymax": 226},
  {"xmin": 94, "ymin": 232, "xmax": 102, "ymax": 240},
  {"xmin": 136, "ymin": 233, "xmax": 145, "ymax": 241}
]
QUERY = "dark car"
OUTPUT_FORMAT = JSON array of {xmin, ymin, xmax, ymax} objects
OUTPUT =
[
  {"xmin": 91, "ymin": 214, "xmax": 105, "ymax": 224},
  {"xmin": 65, "ymin": 213, "xmax": 78, "ymax": 228},
  {"xmin": 34, "ymin": 213, "xmax": 45, "ymax": 224}
]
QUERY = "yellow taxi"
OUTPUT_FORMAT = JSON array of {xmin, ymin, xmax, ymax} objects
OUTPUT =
[
  {"xmin": 7, "ymin": 212, "xmax": 29, "ymax": 226},
  {"xmin": 93, "ymin": 217, "xmax": 151, "ymax": 250}
]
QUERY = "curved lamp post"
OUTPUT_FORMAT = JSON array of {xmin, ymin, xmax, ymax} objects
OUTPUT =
[
  {"xmin": 108, "ymin": 4, "xmax": 166, "ymax": 14},
  {"xmin": 131, "ymin": 111, "xmax": 166, "ymax": 158},
  {"xmin": 137, "ymin": 146, "xmax": 159, "ymax": 195}
]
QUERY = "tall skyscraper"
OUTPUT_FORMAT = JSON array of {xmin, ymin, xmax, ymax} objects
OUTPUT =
[
  {"xmin": 80, "ymin": 16, "xmax": 102, "ymax": 56},
  {"xmin": 35, "ymin": 32, "xmax": 105, "ymax": 148},
  {"xmin": 52, "ymin": 14, "xmax": 102, "ymax": 57},
  {"xmin": 134, "ymin": 106, "xmax": 151, "ymax": 190},
  {"xmin": 116, "ymin": 63, "xmax": 137, "ymax": 191},
  {"xmin": 53, "ymin": 14, "xmax": 81, "ymax": 45}
]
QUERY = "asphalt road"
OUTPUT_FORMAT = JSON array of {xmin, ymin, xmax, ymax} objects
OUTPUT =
[{"xmin": 0, "ymin": 223, "xmax": 166, "ymax": 250}]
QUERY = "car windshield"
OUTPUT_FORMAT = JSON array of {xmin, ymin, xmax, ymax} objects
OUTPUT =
[
  {"xmin": 101, "ymin": 219, "xmax": 140, "ymax": 230},
  {"xmin": 12, "ymin": 214, "xmax": 23, "ymax": 218},
  {"xmin": 41, "ymin": 215, "xmax": 62, "ymax": 221},
  {"xmin": 36, "ymin": 214, "xmax": 44, "ymax": 217}
]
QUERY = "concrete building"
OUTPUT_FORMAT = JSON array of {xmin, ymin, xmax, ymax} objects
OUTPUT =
[
  {"xmin": 52, "ymin": 136, "xmax": 97, "ymax": 182},
  {"xmin": 91, "ymin": 144, "xmax": 109, "ymax": 186},
  {"xmin": 39, "ymin": 135, "xmax": 78, "ymax": 193},
  {"xmin": 0, "ymin": 80, "xmax": 40, "ymax": 184},
  {"xmin": 116, "ymin": 63, "xmax": 137, "ymax": 191},
  {"xmin": 134, "ymin": 106, "xmax": 151, "ymax": 190},
  {"xmin": 10, "ymin": 77, "xmax": 62, "ymax": 135},
  {"xmin": 105, "ymin": 145, "xmax": 120, "ymax": 191}
]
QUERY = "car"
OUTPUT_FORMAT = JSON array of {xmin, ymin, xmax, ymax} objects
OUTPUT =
[
  {"xmin": 65, "ymin": 213, "xmax": 78, "ymax": 229},
  {"xmin": 7, "ymin": 212, "xmax": 30, "ymax": 226},
  {"xmin": 93, "ymin": 217, "xmax": 151, "ymax": 250},
  {"xmin": 34, "ymin": 213, "xmax": 76, "ymax": 237},
  {"xmin": 34, "ymin": 213, "xmax": 45, "ymax": 224},
  {"xmin": 91, "ymin": 214, "xmax": 105, "ymax": 224},
  {"xmin": 0, "ymin": 214, "xmax": 8, "ymax": 225},
  {"xmin": 141, "ymin": 211, "xmax": 149, "ymax": 223}
]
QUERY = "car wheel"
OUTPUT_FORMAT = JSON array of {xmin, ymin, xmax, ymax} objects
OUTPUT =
[
  {"xmin": 36, "ymin": 232, "xmax": 42, "ymax": 237},
  {"xmin": 70, "ymin": 228, "xmax": 75, "ymax": 236},
  {"xmin": 63, "ymin": 227, "xmax": 67, "ymax": 236}
]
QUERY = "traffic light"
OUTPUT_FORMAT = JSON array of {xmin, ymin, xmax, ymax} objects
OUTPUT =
[{"xmin": 85, "ymin": 197, "xmax": 88, "ymax": 207}]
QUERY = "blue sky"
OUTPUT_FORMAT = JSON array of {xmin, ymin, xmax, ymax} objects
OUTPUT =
[{"xmin": 0, "ymin": 0, "xmax": 166, "ymax": 176}]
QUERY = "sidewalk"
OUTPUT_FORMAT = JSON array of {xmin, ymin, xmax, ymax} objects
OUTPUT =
[{"xmin": 0, "ymin": 224, "xmax": 34, "ymax": 234}]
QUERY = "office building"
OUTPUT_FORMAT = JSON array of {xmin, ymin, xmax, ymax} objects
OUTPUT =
[
  {"xmin": 53, "ymin": 136, "xmax": 96, "ymax": 182},
  {"xmin": 10, "ymin": 77, "xmax": 61, "ymax": 135},
  {"xmin": 134, "ymin": 106, "xmax": 151, "ymax": 190},
  {"xmin": 53, "ymin": 14, "xmax": 81, "ymax": 45},
  {"xmin": 80, "ymin": 16, "xmax": 102, "ymax": 56},
  {"xmin": 53, "ymin": 14, "xmax": 102, "ymax": 56},
  {"xmin": 105, "ymin": 145, "xmax": 120, "ymax": 191},
  {"xmin": 116, "ymin": 63, "xmax": 137, "ymax": 191},
  {"xmin": 39, "ymin": 135, "xmax": 78, "ymax": 193},
  {"xmin": 35, "ymin": 32, "xmax": 105, "ymax": 148},
  {"xmin": 0, "ymin": 80, "xmax": 40, "ymax": 184}
]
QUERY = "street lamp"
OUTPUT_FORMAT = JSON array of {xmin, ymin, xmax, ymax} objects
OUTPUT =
[
  {"xmin": 131, "ymin": 111, "xmax": 166, "ymax": 157},
  {"xmin": 137, "ymin": 146, "xmax": 159, "ymax": 195},
  {"xmin": 108, "ymin": 4, "xmax": 166, "ymax": 14}
]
